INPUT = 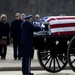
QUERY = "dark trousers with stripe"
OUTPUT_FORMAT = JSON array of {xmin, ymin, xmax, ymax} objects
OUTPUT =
[{"xmin": 22, "ymin": 56, "xmax": 31, "ymax": 74}]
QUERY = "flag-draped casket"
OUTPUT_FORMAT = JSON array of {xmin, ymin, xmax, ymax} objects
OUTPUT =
[{"xmin": 45, "ymin": 16, "xmax": 75, "ymax": 35}]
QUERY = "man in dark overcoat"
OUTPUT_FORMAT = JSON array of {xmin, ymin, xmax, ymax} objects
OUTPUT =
[
  {"xmin": 21, "ymin": 15, "xmax": 42, "ymax": 75},
  {"xmin": 11, "ymin": 13, "xmax": 23, "ymax": 60}
]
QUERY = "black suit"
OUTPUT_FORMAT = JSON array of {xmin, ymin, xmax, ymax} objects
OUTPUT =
[
  {"xmin": 11, "ymin": 19, "xmax": 22, "ymax": 59},
  {"xmin": 0, "ymin": 21, "xmax": 10, "ymax": 59}
]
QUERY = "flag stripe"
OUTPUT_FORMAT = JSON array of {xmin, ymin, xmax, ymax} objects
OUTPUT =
[
  {"xmin": 50, "ymin": 23, "xmax": 75, "ymax": 28},
  {"xmin": 51, "ymin": 27, "xmax": 75, "ymax": 33},
  {"xmin": 51, "ymin": 31, "xmax": 75, "ymax": 35},
  {"xmin": 50, "ymin": 19, "xmax": 75, "ymax": 25},
  {"xmin": 47, "ymin": 18, "xmax": 75, "ymax": 22},
  {"xmin": 46, "ymin": 16, "xmax": 75, "ymax": 22}
]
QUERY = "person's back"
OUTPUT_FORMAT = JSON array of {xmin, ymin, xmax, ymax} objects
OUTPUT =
[
  {"xmin": 21, "ymin": 15, "xmax": 42, "ymax": 75},
  {"xmin": 22, "ymin": 21, "xmax": 33, "ymax": 42},
  {"xmin": 21, "ymin": 20, "xmax": 41, "ymax": 57}
]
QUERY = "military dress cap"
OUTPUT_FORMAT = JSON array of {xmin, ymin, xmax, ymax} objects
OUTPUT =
[
  {"xmin": 35, "ymin": 14, "xmax": 40, "ymax": 17},
  {"xmin": 25, "ymin": 15, "xmax": 32, "ymax": 19}
]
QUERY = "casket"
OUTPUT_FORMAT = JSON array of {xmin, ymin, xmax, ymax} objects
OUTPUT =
[{"xmin": 45, "ymin": 16, "xmax": 75, "ymax": 35}]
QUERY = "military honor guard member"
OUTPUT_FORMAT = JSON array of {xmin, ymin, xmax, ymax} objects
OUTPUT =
[{"xmin": 21, "ymin": 15, "xmax": 42, "ymax": 75}]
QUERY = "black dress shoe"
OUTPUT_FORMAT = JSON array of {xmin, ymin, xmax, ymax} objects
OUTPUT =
[
  {"xmin": 18, "ymin": 57, "xmax": 21, "ymax": 60},
  {"xmin": 1, "ymin": 57, "xmax": 5, "ymax": 60},
  {"xmin": 14, "ymin": 58, "xmax": 17, "ymax": 60}
]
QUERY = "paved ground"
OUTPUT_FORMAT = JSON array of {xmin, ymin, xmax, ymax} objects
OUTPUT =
[
  {"xmin": 0, "ymin": 46, "xmax": 71, "ymax": 71},
  {"xmin": 0, "ymin": 70, "xmax": 75, "ymax": 75},
  {"xmin": 0, "ymin": 46, "xmax": 43, "ymax": 71}
]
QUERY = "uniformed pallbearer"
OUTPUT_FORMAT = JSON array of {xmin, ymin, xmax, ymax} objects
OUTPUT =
[{"xmin": 21, "ymin": 15, "xmax": 42, "ymax": 75}]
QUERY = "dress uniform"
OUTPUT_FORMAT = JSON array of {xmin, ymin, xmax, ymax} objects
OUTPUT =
[{"xmin": 21, "ymin": 15, "xmax": 42, "ymax": 75}]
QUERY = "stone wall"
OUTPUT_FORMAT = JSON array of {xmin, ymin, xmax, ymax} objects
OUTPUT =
[{"xmin": 0, "ymin": 0, "xmax": 75, "ymax": 22}]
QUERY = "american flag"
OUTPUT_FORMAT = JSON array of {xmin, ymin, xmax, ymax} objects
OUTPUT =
[
  {"xmin": 45, "ymin": 16, "xmax": 75, "ymax": 35},
  {"xmin": 38, "ymin": 16, "xmax": 50, "ymax": 22}
]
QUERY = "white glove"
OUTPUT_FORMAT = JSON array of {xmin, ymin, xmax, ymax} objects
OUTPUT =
[{"xmin": 41, "ymin": 24, "xmax": 45, "ymax": 28}]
